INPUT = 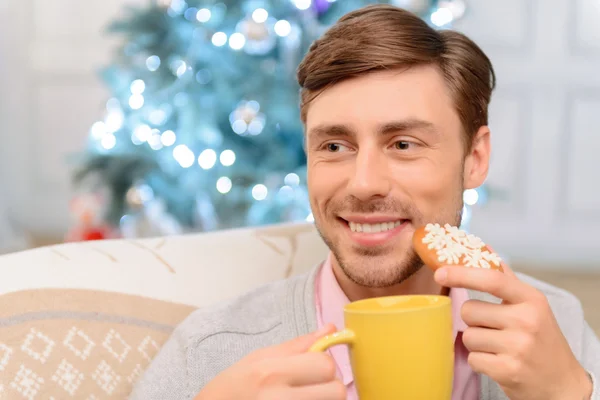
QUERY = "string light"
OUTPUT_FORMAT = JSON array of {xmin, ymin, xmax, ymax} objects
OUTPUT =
[
  {"xmin": 196, "ymin": 69, "xmax": 212, "ymax": 84},
  {"xmin": 252, "ymin": 8, "xmax": 269, "ymax": 23},
  {"xmin": 91, "ymin": 121, "xmax": 107, "ymax": 139},
  {"xmin": 198, "ymin": 149, "xmax": 217, "ymax": 169},
  {"xmin": 131, "ymin": 133, "xmax": 143, "ymax": 145},
  {"xmin": 274, "ymin": 20, "xmax": 291, "ymax": 37},
  {"xmin": 212, "ymin": 32, "xmax": 228, "ymax": 47},
  {"xmin": 148, "ymin": 131, "xmax": 163, "ymax": 150},
  {"xmin": 197, "ymin": 8, "xmax": 211, "ymax": 22},
  {"xmin": 130, "ymin": 79, "xmax": 146, "ymax": 94},
  {"xmin": 105, "ymin": 110, "xmax": 124, "ymax": 132},
  {"xmin": 229, "ymin": 33, "xmax": 246, "ymax": 50},
  {"xmin": 216, "ymin": 177, "xmax": 232, "ymax": 194},
  {"xmin": 173, "ymin": 144, "xmax": 195, "ymax": 168},
  {"xmin": 430, "ymin": 7, "xmax": 453, "ymax": 26},
  {"xmin": 294, "ymin": 0, "xmax": 312, "ymax": 10},
  {"xmin": 284, "ymin": 173, "xmax": 300, "ymax": 186},
  {"xmin": 129, "ymin": 94, "xmax": 144, "ymax": 109},
  {"xmin": 252, "ymin": 184, "xmax": 268, "ymax": 201},
  {"xmin": 175, "ymin": 61, "xmax": 188, "ymax": 77},
  {"xmin": 439, "ymin": 0, "xmax": 466, "ymax": 19},
  {"xmin": 161, "ymin": 130, "xmax": 176, "ymax": 146},
  {"xmin": 146, "ymin": 55, "xmax": 161, "ymax": 71},
  {"xmin": 133, "ymin": 124, "xmax": 152, "ymax": 143},
  {"xmin": 169, "ymin": 0, "xmax": 187, "ymax": 14},
  {"xmin": 230, "ymin": 121, "xmax": 245, "ymax": 134},
  {"xmin": 184, "ymin": 7, "xmax": 198, "ymax": 21},
  {"xmin": 101, "ymin": 133, "xmax": 116, "ymax": 150},
  {"xmin": 463, "ymin": 189, "xmax": 479, "ymax": 206},
  {"xmin": 219, "ymin": 150, "xmax": 236, "ymax": 166}
]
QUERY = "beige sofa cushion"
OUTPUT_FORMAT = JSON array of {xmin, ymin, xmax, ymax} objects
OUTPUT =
[{"xmin": 0, "ymin": 222, "xmax": 328, "ymax": 399}]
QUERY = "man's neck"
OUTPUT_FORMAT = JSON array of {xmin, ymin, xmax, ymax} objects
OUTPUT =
[{"xmin": 331, "ymin": 259, "xmax": 447, "ymax": 302}]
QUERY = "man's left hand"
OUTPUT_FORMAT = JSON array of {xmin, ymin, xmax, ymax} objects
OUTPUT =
[{"xmin": 434, "ymin": 262, "xmax": 593, "ymax": 400}]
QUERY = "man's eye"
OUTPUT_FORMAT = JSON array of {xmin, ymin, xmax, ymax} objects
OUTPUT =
[
  {"xmin": 326, "ymin": 143, "xmax": 348, "ymax": 152},
  {"xmin": 395, "ymin": 141, "xmax": 412, "ymax": 150}
]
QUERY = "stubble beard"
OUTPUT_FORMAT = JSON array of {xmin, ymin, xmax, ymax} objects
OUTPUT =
[{"xmin": 314, "ymin": 193, "xmax": 464, "ymax": 289}]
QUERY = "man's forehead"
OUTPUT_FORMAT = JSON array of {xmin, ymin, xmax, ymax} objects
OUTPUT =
[{"xmin": 304, "ymin": 67, "xmax": 458, "ymax": 140}]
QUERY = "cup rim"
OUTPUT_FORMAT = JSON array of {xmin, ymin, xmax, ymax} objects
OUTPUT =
[{"xmin": 344, "ymin": 294, "xmax": 451, "ymax": 314}]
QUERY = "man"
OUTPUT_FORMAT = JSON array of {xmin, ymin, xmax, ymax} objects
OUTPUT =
[{"xmin": 130, "ymin": 4, "xmax": 599, "ymax": 399}]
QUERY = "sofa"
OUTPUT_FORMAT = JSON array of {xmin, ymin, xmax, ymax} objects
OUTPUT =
[{"xmin": 0, "ymin": 222, "xmax": 329, "ymax": 399}]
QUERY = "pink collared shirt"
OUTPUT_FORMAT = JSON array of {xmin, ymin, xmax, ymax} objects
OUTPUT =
[{"xmin": 314, "ymin": 254, "xmax": 479, "ymax": 400}]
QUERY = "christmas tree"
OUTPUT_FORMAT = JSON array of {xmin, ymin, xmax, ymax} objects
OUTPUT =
[{"xmin": 73, "ymin": 0, "xmax": 473, "ymax": 237}]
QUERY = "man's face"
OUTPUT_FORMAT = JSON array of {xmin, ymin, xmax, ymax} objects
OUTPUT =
[{"xmin": 305, "ymin": 66, "xmax": 488, "ymax": 288}]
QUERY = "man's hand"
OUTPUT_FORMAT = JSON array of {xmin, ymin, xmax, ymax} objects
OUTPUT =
[
  {"xmin": 434, "ymin": 262, "xmax": 593, "ymax": 400},
  {"xmin": 195, "ymin": 324, "xmax": 346, "ymax": 400}
]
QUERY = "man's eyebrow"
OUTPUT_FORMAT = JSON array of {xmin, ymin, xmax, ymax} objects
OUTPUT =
[
  {"xmin": 307, "ymin": 119, "xmax": 439, "ymax": 140},
  {"xmin": 377, "ymin": 119, "xmax": 439, "ymax": 136},
  {"xmin": 307, "ymin": 124, "xmax": 356, "ymax": 140}
]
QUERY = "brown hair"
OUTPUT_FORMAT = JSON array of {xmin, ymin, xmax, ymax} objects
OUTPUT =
[{"xmin": 297, "ymin": 4, "xmax": 496, "ymax": 150}]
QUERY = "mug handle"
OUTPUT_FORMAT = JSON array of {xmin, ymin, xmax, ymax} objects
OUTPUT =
[{"xmin": 309, "ymin": 329, "xmax": 356, "ymax": 352}]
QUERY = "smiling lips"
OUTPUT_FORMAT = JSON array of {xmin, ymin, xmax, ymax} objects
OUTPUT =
[
  {"xmin": 342, "ymin": 218, "xmax": 410, "ymax": 247},
  {"xmin": 348, "ymin": 220, "xmax": 404, "ymax": 233}
]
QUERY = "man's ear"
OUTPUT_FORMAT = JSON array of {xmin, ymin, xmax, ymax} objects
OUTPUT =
[{"xmin": 463, "ymin": 126, "xmax": 491, "ymax": 189}]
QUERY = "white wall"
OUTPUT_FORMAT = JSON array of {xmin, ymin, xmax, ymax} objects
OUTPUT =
[
  {"xmin": 454, "ymin": 0, "xmax": 600, "ymax": 268},
  {"xmin": 0, "ymin": 0, "xmax": 143, "ymax": 237},
  {"xmin": 0, "ymin": 0, "xmax": 599, "ymax": 267}
]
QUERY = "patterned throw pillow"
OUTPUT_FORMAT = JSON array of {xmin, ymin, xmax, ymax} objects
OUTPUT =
[{"xmin": 0, "ymin": 289, "xmax": 195, "ymax": 399}]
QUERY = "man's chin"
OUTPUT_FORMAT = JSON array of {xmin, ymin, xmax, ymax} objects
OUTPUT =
[
  {"xmin": 338, "ymin": 258, "xmax": 424, "ymax": 289},
  {"xmin": 350, "ymin": 243, "xmax": 395, "ymax": 257}
]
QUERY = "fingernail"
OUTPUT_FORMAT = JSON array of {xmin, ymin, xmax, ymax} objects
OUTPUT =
[{"xmin": 435, "ymin": 267, "xmax": 448, "ymax": 283}]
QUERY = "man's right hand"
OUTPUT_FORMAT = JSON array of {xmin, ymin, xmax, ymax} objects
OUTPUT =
[{"xmin": 194, "ymin": 324, "xmax": 346, "ymax": 400}]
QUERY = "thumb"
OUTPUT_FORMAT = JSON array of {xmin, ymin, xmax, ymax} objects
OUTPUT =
[{"xmin": 278, "ymin": 323, "xmax": 337, "ymax": 356}]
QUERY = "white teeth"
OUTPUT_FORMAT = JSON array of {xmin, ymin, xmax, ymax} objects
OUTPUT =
[{"xmin": 349, "ymin": 220, "xmax": 404, "ymax": 233}]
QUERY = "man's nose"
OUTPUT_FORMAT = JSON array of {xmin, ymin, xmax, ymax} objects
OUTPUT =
[{"xmin": 347, "ymin": 147, "xmax": 392, "ymax": 201}]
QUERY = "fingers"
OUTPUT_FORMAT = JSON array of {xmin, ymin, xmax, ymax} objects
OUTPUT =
[
  {"xmin": 435, "ymin": 265, "xmax": 531, "ymax": 304},
  {"xmin": 287, "ymin": 381, "xmax": 347, "ymax": 400},
  {"xmin": 283, "ymin": 352, "xmax": 337, "ymax": 386},
  {"xmin": 461, "ymin": 299, "xmax": 511, "ymax": 329},
  {"xmin": 266, "ymin": 324, "xmax": 337, "ymax": 357},
  {"xmin": 467, "ymin": 351, "xmax": 504, "ymax": 377},
  {"xmin": 462, "ymin": 326, "xmax": 512, "ymax": 354}
]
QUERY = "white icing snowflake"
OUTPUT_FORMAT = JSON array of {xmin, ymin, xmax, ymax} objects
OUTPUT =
[
  {"xmin": 420, "ymin": 224, "xmax": 501, "ymax": 269},
  {"xmin": 423, "ymin": 231, "xmax": 450, "ymax": 250},
  {"xmin": 461, "ymin": 233, "xmax": 485, "ymax": 250},
  {"xmin": 463, "ymin": 248, "xmax": 496, "ymax": 269},
  {"xmin": 444, "ymin": 224, "xmax": 466, "ymax": 239},
  {"xmin": 463, "ymin": 248, "xmax": 485, "ymax": 268},
  {"xmin": 436, "ymin": 242, "xmax": 466, "ymax": 264},
  {"xmin": 482, "ymin": 251, "xmax": 502, "ymax": 267},
  {"xmin": 424, "ymin": 223, "xmax": 445, "ymax": 236}
]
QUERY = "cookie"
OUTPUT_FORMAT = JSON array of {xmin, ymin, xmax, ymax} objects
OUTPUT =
[{"xmin": 412, "ymin": 223, "xmax": 503, "ymax": 272}]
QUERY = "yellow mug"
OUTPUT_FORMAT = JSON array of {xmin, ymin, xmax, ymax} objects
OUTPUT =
[{"xmin": 310, "ymin": 295, "xmax": 454, "ymax": 400}]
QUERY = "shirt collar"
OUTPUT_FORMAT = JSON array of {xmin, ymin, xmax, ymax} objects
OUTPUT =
[{"xmin": 315, "ymin": 252, "xmax": 470, "ymax": 386}]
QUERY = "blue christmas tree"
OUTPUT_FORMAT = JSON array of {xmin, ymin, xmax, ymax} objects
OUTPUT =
[{"xmin": 73, "ymin": 0, "xmax": 473, "ymax": 235}]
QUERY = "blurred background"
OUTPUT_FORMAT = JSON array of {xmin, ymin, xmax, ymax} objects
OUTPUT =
[{"xmin": 0, "ymin": 0, "xmax": 598, "ymax": 276}]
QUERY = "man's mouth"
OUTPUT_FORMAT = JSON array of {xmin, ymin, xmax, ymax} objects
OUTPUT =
[
  {"xmin": 348, "ymin": 220, "xmax": 406, "ymax": 233},
  {"xmin": 337, "ymin": 217, "xmax": 411, "ymax": 247}
]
